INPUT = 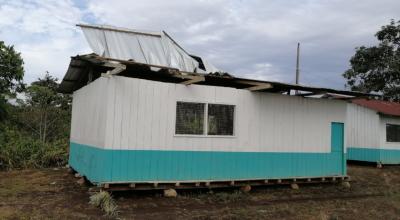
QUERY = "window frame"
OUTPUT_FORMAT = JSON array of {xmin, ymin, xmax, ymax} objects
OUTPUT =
[
  {"xmin": 207, "ymin": 103, "xmax": 236, "ymax": 136},
  {"xmin": 174, "ymin": 100, "xmax": 236, "ymax": 138},
  {"xmin": 386, "ymin": 123, "xmax": 400, "ymax": 143}
]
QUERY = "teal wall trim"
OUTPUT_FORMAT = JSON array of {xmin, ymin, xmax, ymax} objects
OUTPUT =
[
  {"xmin": 69, "ymin": 142, "xmax": 346, "ymax": 184},
  {"xmin": 347, "ymin": 147, "xmax": 400, "ymax": 164}
]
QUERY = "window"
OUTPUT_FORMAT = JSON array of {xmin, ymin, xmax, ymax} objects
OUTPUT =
[
  {"xmin": 208, "ymin": 104, "xmax": 234, "ymax": 135},
  {"xmin": 175, "ymin": 102, "xmax": 205, "ymax": 135},
  {"xmin": 387, "ymin": 124, "xmax": 400, "ymax": 142},
  {"xmin": 175, "ymin": 102, "xmax": 235, "ymax": 136}
]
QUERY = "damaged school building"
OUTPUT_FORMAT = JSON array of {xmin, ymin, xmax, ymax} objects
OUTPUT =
[{"xmin": 60, "ymin": 24, "xmax": 384, "ymax": 190}]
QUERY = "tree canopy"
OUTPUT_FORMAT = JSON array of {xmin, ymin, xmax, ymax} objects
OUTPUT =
[
  {"xmin": 343, "ymin": 19, "xmax": 400, "ymax": 101},
  {"xmin": 22, "ymin": 73, "xmax": 72, "ymax": 143},
  {"xmin": 0, "ymin": 41, "xmax": 24, "ymax": 121},
  {"xmin": 0, "ymin": 41, "xmax": 24, "ymax": 96}
]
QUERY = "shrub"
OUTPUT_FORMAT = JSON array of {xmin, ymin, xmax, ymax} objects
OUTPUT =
[
  {"xmin": 0, "ymin": 127, "xmax": 68, "ymax": 170},
  {"xmin": 89, "ymin": 191, "xmax": 118, "ymax": 217}
]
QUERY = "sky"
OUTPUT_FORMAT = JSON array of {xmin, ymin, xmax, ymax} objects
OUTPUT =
[{"xmin": 0, "ymin": 0, "xmax": 399, "ymax": 89}]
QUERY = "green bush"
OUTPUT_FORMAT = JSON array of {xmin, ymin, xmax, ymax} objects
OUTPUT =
[{"xmin": 0, "ymin": 127, "xmax": 68, "ymax": 170}]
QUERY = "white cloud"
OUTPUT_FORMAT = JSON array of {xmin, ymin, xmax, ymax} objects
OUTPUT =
[
  {"xmin": 83, "ymin": 0, "xmax": 400, "ymax": 87},
  {"xmin": 1, "ymin": 0, "xmax": 400, "ymax": 88},
  {"xmin": 239, "ymin": 62, "xmax": 286, "ymax": 82},
  {"xmin": 0, "ymin": 0, "xmax": 90, "ymax": 83}
]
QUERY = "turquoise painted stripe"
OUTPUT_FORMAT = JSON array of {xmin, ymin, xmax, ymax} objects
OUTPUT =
[
  {"xmin": 70, "ymin": 122, "xmax": 345, "ymax": 184},
  {"xmin": 69, "ymin": 142, "xmax": 346, "ymax": 184},
  {"xmin": 347, "ymin": 147, "xmax": 400, "ymax": 164}
]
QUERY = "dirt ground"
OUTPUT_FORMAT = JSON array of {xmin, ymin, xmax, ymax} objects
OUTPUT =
[{"xmin": 1, "ymin": 164, "xmax": 400, "ymax": 220}]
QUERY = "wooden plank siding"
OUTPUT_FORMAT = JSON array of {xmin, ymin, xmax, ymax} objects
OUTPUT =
[{"xmin": 69, "ymin": 76, "xmax": 348, "ymax": 184}]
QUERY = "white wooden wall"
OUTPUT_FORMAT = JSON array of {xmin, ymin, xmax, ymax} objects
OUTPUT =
[
  {"xmin": 71, "ymin": 76, "xmax": 347, "ymax": 153},
  {"xmin": 380, "ymin": 116, "xmax": 400, "ymax": 150},
  {"xmin": 346, "ymin": 103, "xmax": 380, "ymax": 149},
  {"xmin": 70, "ymin": 78, "xmax": 109, "ymax": 149}
]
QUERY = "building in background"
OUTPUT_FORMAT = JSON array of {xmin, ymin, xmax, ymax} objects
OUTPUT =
[{"xmin": 347, "ymin": 99, "xmax": 400, "ymax": 165}]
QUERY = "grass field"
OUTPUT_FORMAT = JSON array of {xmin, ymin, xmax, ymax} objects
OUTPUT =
[{"xmin": 1, "ymin": 164, "xmax": 400, "ymax": 219}]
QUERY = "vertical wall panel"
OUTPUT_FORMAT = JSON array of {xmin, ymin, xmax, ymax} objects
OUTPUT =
[
  {"xmin": 102, "ymin": 76, "xmax": 347, "ymax": 153},
  {"xmin": 346, "ymin": 103, "xmax": 380, "ymax": 149},
  {"xmin": 70, "ymin": 77, "xmax": 108, "ymax": 148}
]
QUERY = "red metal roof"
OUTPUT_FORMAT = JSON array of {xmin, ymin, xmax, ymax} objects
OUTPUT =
[{"xmin": 352, "ymin": 99, "xmax": 400, "ymax": 117}]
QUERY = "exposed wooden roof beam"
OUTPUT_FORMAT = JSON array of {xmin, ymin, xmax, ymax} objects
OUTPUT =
[
  {"xmin": 101, "ymin": 63, "xmax": 126, "ymax": 77},
  {"xmin": 296, "ymin": 91, "xmax": 324, "ymax": 97},
  {"xmin": 60, "ymin": 54, "xmax": 378, "ymax": 98},
  {"xmin": 181, "ymin": 76, "xmax": 205, "ymax": 85},
  {"xmin": 247, "ymin": 83, "xmax": 273, "ymax": 91},
  {"xmin": 96, "ymin": 56, "xmax": 205, "ymax": 84},
  {"xmin": 234, "ymin": 80, "xmax": 274, "ymax": 91}
]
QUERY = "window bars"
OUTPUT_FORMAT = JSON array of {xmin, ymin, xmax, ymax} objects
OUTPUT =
[{"xmin": 175, "ymin": 102, "xmax": 235, "ymax": 136}]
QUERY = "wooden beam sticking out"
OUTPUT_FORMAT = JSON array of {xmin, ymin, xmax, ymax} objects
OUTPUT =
[
  {"xmin": 181, "ymin": 76, "xmax": 205, "ymax": 85},
  {"xmin": 106, "ymin": 63, "xmax": 126, "ymax": 75},
  {"xmin": 297, "ymin": 91, "xmax": 325, "ymax": 97},
  {"xmin": 235, "ymin": 80, "xmax": 273, "ymax": 91},
  {"xmin": 247, "ymin": 83, "xmax": 273, "ymax": 91}
]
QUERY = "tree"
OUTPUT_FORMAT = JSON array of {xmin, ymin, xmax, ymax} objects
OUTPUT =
[
  {"xmin": 343, "ymin": 19, "xmax": 400, "ymax": 101},
  {"xmin": 0, "ymin": 41, "xmax": 24, "ymax": 120},
  {"xmin": 21, "ymin": 73, "xmax": 71, "ymax": 143}
]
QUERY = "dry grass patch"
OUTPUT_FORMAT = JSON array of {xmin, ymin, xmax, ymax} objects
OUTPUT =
[{"xmin": 89, "ymin": 190, "xmax": 119, "ymax": 217}]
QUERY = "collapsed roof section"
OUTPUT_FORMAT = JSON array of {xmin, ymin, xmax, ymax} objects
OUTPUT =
[
  {"xmin": 59, "ymin": 53, "xmax": 377, "ymax": 99},
  {"xmin": 59, "ymin": 24, "xmax": 378, "ymax": 98},
  {"xmin": 78, "ymin": 24, "xmax": 219, "ymax": 73}
]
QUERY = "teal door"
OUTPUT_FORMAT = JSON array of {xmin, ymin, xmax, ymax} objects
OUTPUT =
[{"xmin": 331, "ymin": 122, "xmax": 345, "ymax": 175}]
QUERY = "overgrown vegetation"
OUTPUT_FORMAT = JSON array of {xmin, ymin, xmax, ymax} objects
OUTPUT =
[
  {"xmin": 89, "ymin": 191, "xmax": 119, "ymax": 217},
  {"xmin": 0, "ymin": 41, "xmax": 71, "ymax": 170}
]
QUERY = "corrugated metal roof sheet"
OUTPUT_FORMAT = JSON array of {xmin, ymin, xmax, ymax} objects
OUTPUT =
[
  {"xmin": 77, "ymin": 24, "xmax": 219, "ymax": 73},
  {"xmin": 352, "ymin": 99, "xmax": 400, "ymax": 117}
]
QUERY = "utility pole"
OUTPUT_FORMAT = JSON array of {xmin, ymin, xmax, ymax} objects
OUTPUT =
[{"xmin": 295, "ymin": 42, "xmax": 300, "ymax": 95}]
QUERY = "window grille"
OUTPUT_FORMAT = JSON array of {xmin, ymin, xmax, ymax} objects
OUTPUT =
[
  {"xmin": 175, "ymin": 102, "xmax": 205, "ymax": 135},
  {"xmin": 387, "ymin": 124, "xmax": 400, "ymax": 142},
  {"xmin": 207, "ymin": 104, "xmax": 234, "ymax": 135}
]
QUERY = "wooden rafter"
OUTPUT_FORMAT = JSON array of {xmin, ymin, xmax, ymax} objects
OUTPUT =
[
  {"xmin": 247, "ymin": 83, "xmax": 273, "ymax": 91},
  {"xmin": 235, "ymin": 80, "xmax": 274, "ymax": 91},
  {"xmin": 60, "ymin": 54, "xmax": 378, "ymax": 98},
  {"xmin": 181, "ymin": 76, "xmax": 205, "ymax": 85}
]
